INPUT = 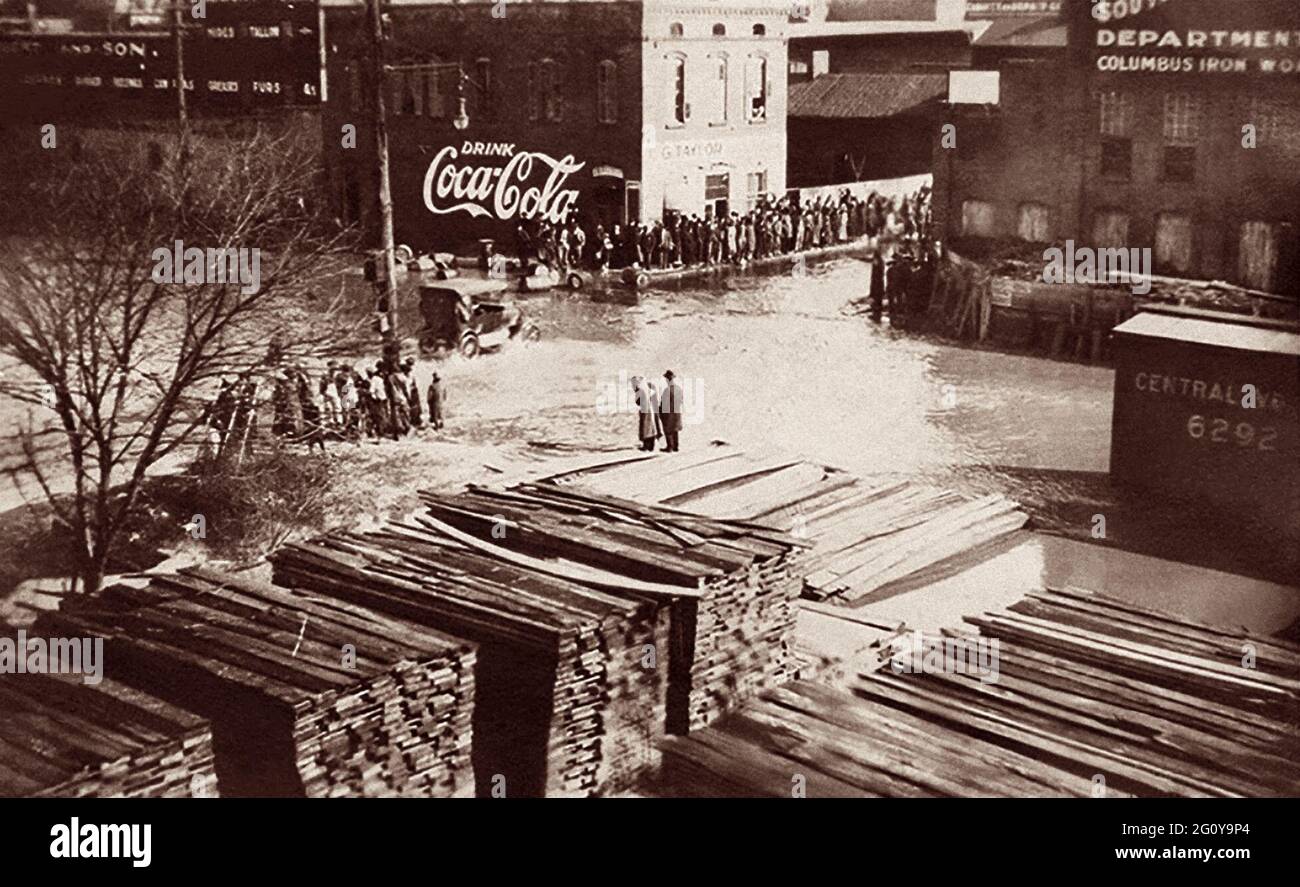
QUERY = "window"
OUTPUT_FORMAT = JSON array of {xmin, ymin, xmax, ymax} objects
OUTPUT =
[
  {"xmin": 1154, "ymin": 213, "xmax": 1193, "ymax": 274},
  {"xmin": 712, "ymin": 23, "xmax": 726, "ymax": 37},
  {"xmin": 530, "ymin": 59, "xmax": 562, "ymax": 122},
  {"xmin": 753, "ymin": 24, "xmax": 766, "ymax": 36},
  {"xmin": 542, "ymin": 59, "xmax": 562, "ymax": 122},
  {"xmin": 1162, "ymin": 92, "xmax": 1200, "ymax": 182},
  {"xmin": 1098, "ymin": 90, "xmax": 1133, "ymax": 136},
  {"xmin": 961, "ymin": 200, "xmax": 995, "ymax": 237},
  {"xmin": 1017, "ymin": 203, "xmax": 1049, "ymax": 243},
  {"xmin": 406, "ymin": 70, "xmax": 424, "ymax": 116},
  {"xmin": 476, "ymin": 58, "xmax": 493, "ymax": 120},
  {"xmin": 1248, "ymin": 96, "xmax": 1300, "ymax": 156},
  {"xmin": 708, "ymin": 54, "xmax": 727, "ymax": 125},
  {"xmin": 746, "ymin": 171, "xmax": 767, "ymax": 209},
  {"xmin": 745, "ymin": 55, "xmax": 767, "ymax": 123},
  {"xmin": 669, "ymin": 54, "xmax": 687, "ymax": 125},
  {"xmin": 426, "ymin": 67, "xmax": 445, "ymax": 119},
  {"xmin": 597, "ymin": 60, "xmax": 618, "ymax": 124},
  {"xmin": 1098, "ymin": 90, "xmax": 1132, "ymax": 179},
  {"xmin": 1239, "ymin": 221, "xmax": 1281, "ymax": 291},
  {"xmin": 1092, "ymin": 210, "xmax": 1130, "ymax": 250},
  {"xmin": 670, "ymin": 22, "xmax": 684, "ymax": 38},
  {"xmin": 528, "ymin": 62, "xmax": 541, "ymax": 121}
]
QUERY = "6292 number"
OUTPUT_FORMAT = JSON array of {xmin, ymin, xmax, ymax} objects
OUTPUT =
[{"xmin": 1187, "ymin": 415, "xmax": 1277, "ymax": 451}]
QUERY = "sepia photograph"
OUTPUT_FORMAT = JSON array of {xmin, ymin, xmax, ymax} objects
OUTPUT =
[{"xmin": 0, "ymin": 0, "xmax": 1295, "ymax": 867}]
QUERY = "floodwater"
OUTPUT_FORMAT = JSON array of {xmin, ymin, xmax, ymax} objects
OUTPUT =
[
  {"xmin": 425, "ymin": 256, "xmax": 1115, "ymax": 480},
  {"xmin": 418, "ymin": 254, "xmax": 1297, "ymax": 630}
]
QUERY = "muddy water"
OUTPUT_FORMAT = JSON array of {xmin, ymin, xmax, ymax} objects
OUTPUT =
[
  {"xmin": 420, "ymin": 255, "xmax": 1296, "ymax": 628},
  {"xmin": 427, "ymin": 256, "xmax": 1114, "ymax": 482}
]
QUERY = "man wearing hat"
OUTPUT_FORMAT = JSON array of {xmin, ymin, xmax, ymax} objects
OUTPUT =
[
  {"xmin": 427, "ymin": 371, "xmax": 445, "ymax": 431},
  {"xmin": 659, "ymin": 370, "xmax": 684, "ymax": 453}
]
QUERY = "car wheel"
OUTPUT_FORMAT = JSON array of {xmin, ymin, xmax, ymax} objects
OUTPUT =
[
  {"xmin": 458, "ymin": 331, "xmax": 481, "ymax": 359},
  {"xmin": 566, "ymin": 271, "xmax": 584, "ymax": 291},
  {"xmin": 522, "ymin": 323, "xmax": 541, "ymax": 343}
]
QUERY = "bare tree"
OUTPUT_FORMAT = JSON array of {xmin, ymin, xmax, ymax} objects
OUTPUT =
[{"xmin": 0, "ymin": 124, "xmax": 360, "ymax": 592}]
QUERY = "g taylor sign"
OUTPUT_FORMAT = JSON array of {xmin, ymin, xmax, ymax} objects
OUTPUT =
[{"xmin": 422, "ymin": 141, "xmax": 584, "ymax": 224}]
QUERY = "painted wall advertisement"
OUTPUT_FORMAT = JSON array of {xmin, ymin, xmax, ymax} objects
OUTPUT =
[
  {"xmin": 393, "ymin": 139, "xmax": 598, "ymax": 249},
  {"xmin": 0, "ymin": 1, "xmax": 321, "ymax": 112},
  {"xmin": 1086, "ymin": 0, "xmax": 1300, "ymax": 75}
]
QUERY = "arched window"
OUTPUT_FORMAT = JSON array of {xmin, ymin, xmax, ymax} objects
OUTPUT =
[
  {"xmin": 531, "ymin": 58, "xmax": 562, "ymax": 123},
  {"xmin": 712, "ymin": 23, "xmax": 726, "ymax": 37},
  {"xmin": 745, "ymin": 54, "xmax": 768, "ymax": 123},
  {"xmin": 669, "ymin": 22, "xmax": 684, "ymax": 38},
  {"xmin": 597, "ymin": 59, "xmax": 618, "ymax": 124},
  {"xmin": 708, "ymin": 53, "xmax": 728, "ymax": 125},
  {"xmin": 668, "ymin": 54, "xmax": 687, "ymax": 125},
  {"xmin": 753, "ymin": 24, "xmax": 766, "ymax": 36}
]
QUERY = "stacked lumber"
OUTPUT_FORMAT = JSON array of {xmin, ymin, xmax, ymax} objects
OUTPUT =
[
  {"xmin": 0, "ymin": 671, "xmax": 216, "ymax": 798},
  {"xmin": 655, "ymin": 588, "xmax": 1300, "ymax": 797},
  {"xmin": 657, "ymin": 681, "xmax": 1111, "ymax": 798},
  {"xmin": 38, "ymin": 568, "xmax": 476, "ymax": 798},
  {"xmin": 271, "ymin": 517, "xmax": 670, "ymax": 797},
  {"xmin": 544, "ymin": 446, "xmax": 1027, "ymax": 604},
  {"xmin": 414, "ymin": 483, "xmax": 806, "ymax": 734}
]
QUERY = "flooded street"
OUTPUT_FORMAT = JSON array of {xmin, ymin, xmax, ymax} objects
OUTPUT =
[
  {"xmin": 415, "ymin": 255, "xmax": 1296, "ymax": 631},
  {"xmin": 427, "ymin": 255, "xmax": 1115, "ymax": 481}
]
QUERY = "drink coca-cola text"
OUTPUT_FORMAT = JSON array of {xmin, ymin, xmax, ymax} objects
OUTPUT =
[{"xmin": 422, "ymin": 142, "xmax": 584, "ymax": 223}]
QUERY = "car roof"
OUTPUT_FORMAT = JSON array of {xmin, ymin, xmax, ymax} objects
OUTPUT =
[{"xmin": 419, "ymin": 278, "xmax": 509, "ymax": 298}]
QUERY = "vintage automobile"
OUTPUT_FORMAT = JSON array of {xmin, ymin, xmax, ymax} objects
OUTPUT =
[
  {"xmin": 519, "ymin": 261, "xmax": 588, "ymax": 293},
  {"xmin": 417, "ymin": 278, "xmax": 540, "ymax": 359}
]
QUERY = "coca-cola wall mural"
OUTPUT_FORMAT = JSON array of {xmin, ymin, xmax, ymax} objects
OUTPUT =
[{"xmin": 391, "ymin": 139, "xmax": 620, "ymax": 252}]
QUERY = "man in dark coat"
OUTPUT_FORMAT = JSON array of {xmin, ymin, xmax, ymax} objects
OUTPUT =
[
  {"xmin": 427, "ymin": 372, "xmax": 445, "ymax": 430},
  {"xmin": 870, "ymin": 252, "xmax": 886, "ymax": 322},
  {"xmin": 658, "ymin": 370, "xmax": 684, "ymax": 452},
  {"xmin": 402, "ymin": 357, "xmax": 423, "ymax": 429}
]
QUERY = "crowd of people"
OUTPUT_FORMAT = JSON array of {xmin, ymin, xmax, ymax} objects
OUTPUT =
[
  {"xmin": 205, "ymin": 358, "xmax": 447, "ymax": 457},
  {"xmin": 515, "ymin": 187, "xmax": 932, "ymax": 273}
]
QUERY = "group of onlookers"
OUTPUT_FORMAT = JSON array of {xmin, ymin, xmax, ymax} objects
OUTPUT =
[
  {"xmin": 514, "ymin": 187, "xmax": 932, "ymax": 274},
  {"xmin": 206, "ymin": 357, "xmax": 447, "ymax": 457}
]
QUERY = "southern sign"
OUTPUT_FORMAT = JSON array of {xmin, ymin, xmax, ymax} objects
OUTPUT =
[
  {"xmin": 422, "ymin": 142, "xmax": 585, "ymax": 225},
  {"xmin": 1085, "ymin": 0, "xmax": 1300, "ymax": 76}
]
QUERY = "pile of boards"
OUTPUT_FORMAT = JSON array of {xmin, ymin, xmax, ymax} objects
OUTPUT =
[
  {"xmin": 416, "ymin": 484, "xmax": 806, "ymax": 734},
  {"xmin": 271, "ymin": 482, "xmax": 804, "ymax": 794},
  {"xmin": 656, "ymin": 586, "xmax": 1300, "ymax": 797},
  {"xmin": 0, "ymin": 670, "xmax": 216, "ymax": 798},
  {"xmin": 39, "ymin": 568, "xmax": 477, "ymax": 798},
  {"xmin": 544, "ymin": 447, "xmax": 1026, "ymax": 604}
]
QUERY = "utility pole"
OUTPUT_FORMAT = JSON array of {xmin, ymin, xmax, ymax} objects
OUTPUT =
[
  {"xmin": 173, "ymin": 0, "xmax": 190, "ymax": 218},
  {"xmin": 366, "ymin": 0, "xmax": 400, "ymax": 366}
]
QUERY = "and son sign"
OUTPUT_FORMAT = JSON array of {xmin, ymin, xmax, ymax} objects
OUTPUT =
[{"xmin": 422, "ymin": 142, "xmax": 585, "ymax": 224}]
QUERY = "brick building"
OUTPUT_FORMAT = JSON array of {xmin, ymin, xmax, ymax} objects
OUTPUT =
[
  {"xmin": 320, "ymin": 0, "xmax": 789, "ymax": 253},
  {"xmin": 933, "ymin": 0, "xmax": 1300, "ymax": 296},
  {"xmin": 0, "ymin": 1, "xmax": 324, "ymax": 122}
]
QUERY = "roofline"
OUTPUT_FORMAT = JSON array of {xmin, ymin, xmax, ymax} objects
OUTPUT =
[{"xmin": 790, "ymin": 20, "xmax": 990, "ymax": 41}]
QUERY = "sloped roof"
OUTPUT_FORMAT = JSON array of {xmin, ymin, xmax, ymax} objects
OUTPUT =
[
  {"xmin": 972, "ymin": 14, "xmax": 1067, "ymax": 46},
  {"xmin": 788, "ymin": 72, "xmax": 948, "ymax": 119},
  {"xmin": 825, "ymin": 0, "xmax": 938, "ymax": 21}
]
